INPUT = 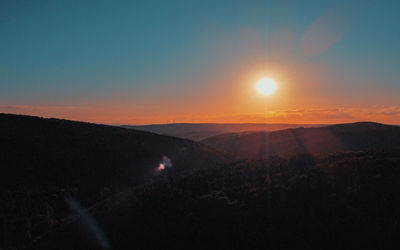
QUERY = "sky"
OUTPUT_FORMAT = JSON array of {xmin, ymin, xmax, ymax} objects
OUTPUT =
[{"xmin": 1, "ymin": 0, "xmax": 400, "ymax": 124}]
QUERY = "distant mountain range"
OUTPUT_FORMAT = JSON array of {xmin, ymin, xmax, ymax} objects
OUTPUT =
[
  {"xmin": 123, "ymin": 123, "xmax": 326, "ymax": 141},
  {"xmin": 201, "ymin": 122, "xmax": 400, "ymax": 159}
]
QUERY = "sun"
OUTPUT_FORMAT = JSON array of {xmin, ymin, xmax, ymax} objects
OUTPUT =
[{"xmin": 257, "ymin": 78, "xmax": 277, "ymax": 96}]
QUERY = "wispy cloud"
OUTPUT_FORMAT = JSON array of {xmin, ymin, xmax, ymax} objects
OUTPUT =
[{"xmin": 186, "ymin": 107, "xmax": 400, "ymax": 124}]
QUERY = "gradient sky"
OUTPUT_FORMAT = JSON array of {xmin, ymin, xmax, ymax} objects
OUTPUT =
[{"xmin": 1, "ymin": 0, "xmax": 400, "ymax": 124}]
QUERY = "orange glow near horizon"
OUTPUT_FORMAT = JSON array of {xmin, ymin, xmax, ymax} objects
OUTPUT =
[
  {"xmin": 1, "ymin": 63, "xmax": 400, "ymax": 125},
  {"xmin": 2, "ymin": 63, "xmax": 400, "ymax": 125},
  {"xmin": 2, "ymin": 104, "xmax": 400, "ymax": 125}
]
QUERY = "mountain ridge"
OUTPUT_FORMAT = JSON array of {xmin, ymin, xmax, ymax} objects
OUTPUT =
[
  {"xmin": 201, "ymin": 122, "xmax": 400, "ymax": 159},
  {"xmin": 123, "ymin": 123, "xmax": 326, "ymax": 141}
]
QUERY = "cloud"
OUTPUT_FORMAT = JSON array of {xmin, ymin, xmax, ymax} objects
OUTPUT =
[{"xmin": 194, "ymin": 107, "xmax": 400, "ymax": 124}]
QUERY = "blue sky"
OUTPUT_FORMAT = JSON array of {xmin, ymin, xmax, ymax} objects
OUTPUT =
[{"xmin": 1, "ymin": 0, "xmax": 400, "ymax": 124}]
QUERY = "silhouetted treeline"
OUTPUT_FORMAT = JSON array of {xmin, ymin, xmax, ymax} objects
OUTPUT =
[{"xmin": 33, "ymin": 152, "xmax": 400, "ymax": 250}]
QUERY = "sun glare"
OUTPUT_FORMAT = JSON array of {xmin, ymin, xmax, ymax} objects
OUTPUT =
[{"xmin": 257, "ymin": 78, "xmax": 277, "ymax": 96}]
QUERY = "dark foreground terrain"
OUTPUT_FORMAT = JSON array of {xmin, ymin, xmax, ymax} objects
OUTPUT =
[
  {"xmin": 0, "ymin": 113, "xmax": 227, "ymax": 249},
  {"xmin": 1, "ymin": 114, "xmax": 400, "ymax": 249},
  {"xmin": 34, "ymin": 152, "xmax": 400, "ymax": 250}
]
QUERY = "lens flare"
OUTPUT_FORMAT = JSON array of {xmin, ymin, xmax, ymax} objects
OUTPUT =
[
  {"xmin": 158, "ymin": 163, "xmax": 165, "ymax": 171},
  {"xmin": 66, "ymin": 197, "xmax": 111, "ymax": 249},
  {"xmin": 155, "ymin": 156, "xmax": 172, "ymax": 173}
]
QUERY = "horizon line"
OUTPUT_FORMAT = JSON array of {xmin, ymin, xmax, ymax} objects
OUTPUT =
[{"xmin": 2, "ymin": 112, "xmax": 400, "ymax": 127}]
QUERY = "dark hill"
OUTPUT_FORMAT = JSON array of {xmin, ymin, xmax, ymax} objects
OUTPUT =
[
  {"xmin": 0, "ymin": 113, "xmax": 228, "ymax": 248},
  {"xmin": 201, "ymin": 122, "xmax": 400, "ymax": 159},
  {"xmin": 0, "ymin": 113, "xmax": 227, "ymax": 191}
]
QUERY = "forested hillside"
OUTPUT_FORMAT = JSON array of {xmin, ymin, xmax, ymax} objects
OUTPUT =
[
  {"xmin": 35, "ymin": 152, "xmax": 400, "ymax": 250},
  {"xmin": 202, "ymin": 122, "xmax": 400, "ymax": 159}
]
